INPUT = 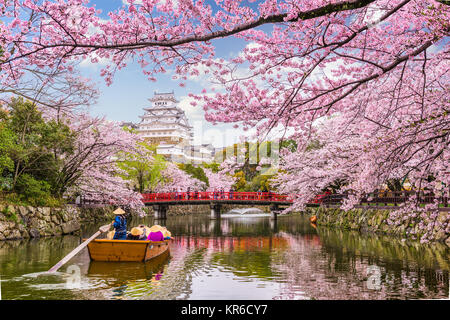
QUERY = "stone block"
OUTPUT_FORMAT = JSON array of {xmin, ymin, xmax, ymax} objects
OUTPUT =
[
  {"xmin": 42, "ymin": 207, "xmax": 51, "ymax": 216},
  {"xmin": 29, "ymin": 228, "xmax": 40, "ymax": 238},
  {"xmin": 18, "ymin": 206, "xmax": 29, "ymax": 217},
  {"xmin": 61, "ymin": 220, "xmax": 80, "ymax": 234},
  {"xmin": 0, "ymin": 221, "xmax": 8, "ymax": 233},
  {"xmin": 51, "ymin": 214, "xmax": 60, "ymax": 224}
]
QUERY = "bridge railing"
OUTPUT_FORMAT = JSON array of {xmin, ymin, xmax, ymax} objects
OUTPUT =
[{"xmin": 142, "ymin": 192, "xmax": 293, "ymax": 203}]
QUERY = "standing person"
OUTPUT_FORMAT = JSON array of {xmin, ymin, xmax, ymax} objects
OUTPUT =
[
  {"xmin": 172, "ymin": 188, "xmax": 176, "ymax": 200},
  {"xmin": 229, "ymin": 187, "xmax": 234, "ymax": 200},
  {"xmin": 112, "ymin": 208, "xmax": 127, "ymax": 240},
  {"xmin": 187, "ymin": 187, "xmax": 191, "ymax": 200}
]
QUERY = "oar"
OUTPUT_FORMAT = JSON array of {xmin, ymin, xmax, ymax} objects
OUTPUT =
[{"xmin": 48, "ymin": 223, "xmax": 112, "ymax": 273}]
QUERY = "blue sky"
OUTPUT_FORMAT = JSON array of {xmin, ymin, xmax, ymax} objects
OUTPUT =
[{"xmin": 78, "ymin": 0, "xmax": 257, "ymax": 148}]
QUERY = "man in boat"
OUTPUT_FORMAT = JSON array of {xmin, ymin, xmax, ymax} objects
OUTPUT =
[{"xmin": 112, "ymin": 208, "xmax": 127, "ymax": 240}]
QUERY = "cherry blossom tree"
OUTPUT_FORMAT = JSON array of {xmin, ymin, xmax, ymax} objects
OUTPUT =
[
  {"xmin": 204, "ymin": 167, "xmax": 236, "ymax": 191},
  {"xmin": 0, "ymin": 65, "xmax": 98, "ymax": 112},
  {"xmin": 154, "ymin": 162, "xmax": 206, "ymax": 192},
  {"xmin": 1, "ymin": 0, "xmax": 448, "ymax": 213},
  {"xmin": 46, "ymin": 112, "xmax": 146, "ymax": 213}
]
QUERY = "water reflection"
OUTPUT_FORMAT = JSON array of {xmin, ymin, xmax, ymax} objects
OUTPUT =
[
  {"xmin": 87, "ymin": 251, "xmax": 170, "ymax": 300},
  {"xmin": 0, "ymin": 214, "xmax": 448, "ymax": 300}
]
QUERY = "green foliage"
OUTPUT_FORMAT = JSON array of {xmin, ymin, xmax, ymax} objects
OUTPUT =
[
  {"xmin": 0, "ymin": 123, "xmax": 15, "ymax": 176},
  {"xmin": 246, "ymin": 174, "xmax": 274, "ymax": 192},
  {"xmin": 0, "ymin": 97, "xmax": 75, "ymax": 207},
  {"xmin": 14, "ymin": 174, "xmax": 52, "ymax": 206},
  {"xmin": 177, "ymin": 163, "xmax": 209, "ymax": 186},
  {"xmin": 232, "ymin": 171, "xmax": 247, "ymax": 191},
  {"xmin": 280, "ymin": 139, "xmax": 297, "ymax": 152},
  {"xmin": 117, "ymin": 142, "xmax": 167, "ymax": 193},
  {"xmin": 202, "ymin": 161, "xmax": 220, "ymax": 173}
]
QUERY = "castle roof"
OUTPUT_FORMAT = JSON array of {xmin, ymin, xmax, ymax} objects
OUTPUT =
[{"xmin": 148, "ymin": 91, "xmax": 179, "ymax": 103}]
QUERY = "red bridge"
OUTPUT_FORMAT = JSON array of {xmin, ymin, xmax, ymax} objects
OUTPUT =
[{"xmin": 141, "ymin": 192, "xmax": 293, "ymax": 219}]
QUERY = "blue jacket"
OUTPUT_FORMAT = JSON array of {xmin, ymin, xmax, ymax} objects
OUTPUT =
[{"xmin": 113, "ymin": 215, "xmax": 127, "ymax": 234}]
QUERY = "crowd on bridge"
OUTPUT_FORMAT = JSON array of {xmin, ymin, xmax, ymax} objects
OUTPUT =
[{"xmin": 154, "ymin": 188, "xmax": 281, "ymax": 202}]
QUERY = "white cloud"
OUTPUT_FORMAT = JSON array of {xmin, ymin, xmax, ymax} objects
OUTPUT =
[{"xmin": 79, "ymin": 52, "xmax": 113, "ymax": 69}]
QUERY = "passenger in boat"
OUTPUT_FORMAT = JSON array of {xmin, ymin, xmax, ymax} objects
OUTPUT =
[
  {"xmin": 127, "ymin": 227, "xmax": 147, "ymax": 240},
  {"xmin": 112, "ymin": 208, "xmax": 127, "ymax": 240},
  {"xmin": 147, "ymin": 225, "xmax": 165, "ymax": 242},
  {"xmin": 161, "ymin": 227, "xmax": 172, "ymax": 240}
]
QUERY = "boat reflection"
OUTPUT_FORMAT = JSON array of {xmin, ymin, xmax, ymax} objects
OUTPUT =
[{"xmin": 87, "ymin": 250, "xmax": 170, "ymax": 299}]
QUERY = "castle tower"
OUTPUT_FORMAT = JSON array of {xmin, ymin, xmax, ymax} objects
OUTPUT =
[{"xmin": 136, "ymin": 91, "xmax": 193, "ymax": 161}]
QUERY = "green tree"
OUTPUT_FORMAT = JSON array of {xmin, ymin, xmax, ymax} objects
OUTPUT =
[
  {"xmin": 0, "ymin": 122, "xmax": 15, "ymax": 189},
  {"xmin": 0, "ymin": 98, "xmax": 75, "ymax": 205},
  {"xmin": 232, "ymin": 171, "xmax": 247, "ymax": 191},
  {"xmin": 117, "ymin": 142, "xmax": 167, "ymax": 193},
  {"xmin": 202, "ymin": 161, "xmax": 220, "ymax": 173},
  {"xmin": 177, "ymin": 163, "xmax": 209, "ymax": 187}
]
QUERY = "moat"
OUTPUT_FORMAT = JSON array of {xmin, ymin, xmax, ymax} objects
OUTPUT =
[{"xmin": 0, "ymin": 214, "xmax": 448, "ymax": 300}]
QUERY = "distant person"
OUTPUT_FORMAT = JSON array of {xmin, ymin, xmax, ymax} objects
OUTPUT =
[
  {"xmin": 112, "ymin": 208, "xmax": 127, "ymax": 240},
  {"xmin": 187, "ymin": 187, "xmax": 191, "ymax": 200}
]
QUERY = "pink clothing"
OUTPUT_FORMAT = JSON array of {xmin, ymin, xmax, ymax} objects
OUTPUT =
[{"xmin": 147, "ymin": 231, "xmax": 164, "ymax": 242}]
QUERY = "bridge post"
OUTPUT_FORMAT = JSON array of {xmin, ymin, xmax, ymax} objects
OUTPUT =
[
  {"xmin": 153, "ymin": 204, "xmax": 168, "ymax": 219},
  {"xmin": 210, "ymin": 203, "xmax": 222, "ymax": 219},
  {"xmin": 270, "ymin": 204, "xmax": 279, "ymax": 220}
]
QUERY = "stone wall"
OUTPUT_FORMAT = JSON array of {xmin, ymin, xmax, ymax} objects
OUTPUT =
[
  {"xmin": 305, "ymin": 206, "xmax": 450, "ymax": 245},
  {"xmin": 0, "ymin": 204, "xmax": 116, "ymax": 241}
]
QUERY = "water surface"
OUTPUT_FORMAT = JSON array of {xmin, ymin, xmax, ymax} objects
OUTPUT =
[{"xmin": 0, "ymin": 214, "xmax": 448, "ymax": 300}]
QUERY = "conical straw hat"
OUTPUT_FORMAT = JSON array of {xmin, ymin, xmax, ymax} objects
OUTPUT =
[
  {"xmin": 162, "ymin": 228, "xmax": 171, "ymax": 238},
  {"xmin": 149, "ymin": 225, "xmax": 163, "ymax": 233},
  {"xmin": 113, "ymin": 208, "xmax": 126, "ymax": 215},
  {"xmin": 131, "ymin": 227, "xmax": 144, "ymax": 236}
]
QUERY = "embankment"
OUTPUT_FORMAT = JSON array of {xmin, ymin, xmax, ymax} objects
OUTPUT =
[
  {"xmin": 0, "ymin": 204, "xmax": 116, "ymax": 241},
  {"xmin": 304, "ymin": 206, "xmax": 450, "ymax": 246}
]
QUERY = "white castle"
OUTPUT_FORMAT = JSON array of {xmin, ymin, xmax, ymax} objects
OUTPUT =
[{"xmin": 124, "ymin": 91, "xmax": 214, "ymax": 164}]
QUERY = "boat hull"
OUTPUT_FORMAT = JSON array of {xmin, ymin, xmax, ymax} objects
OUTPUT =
[{"xmin": 86, "ymin": 239, "xmax": 170, "ymax": 262}]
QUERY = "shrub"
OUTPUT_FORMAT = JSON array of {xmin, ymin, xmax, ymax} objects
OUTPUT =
[{"xmin": 14, "ymin": 174, "xmax": 52, "ymax": 206}]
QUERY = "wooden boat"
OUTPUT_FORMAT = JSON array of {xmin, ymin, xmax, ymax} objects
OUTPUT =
[{"xmin": 86, "ymin": 239, "xmax": 170, "ymax": 262}]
